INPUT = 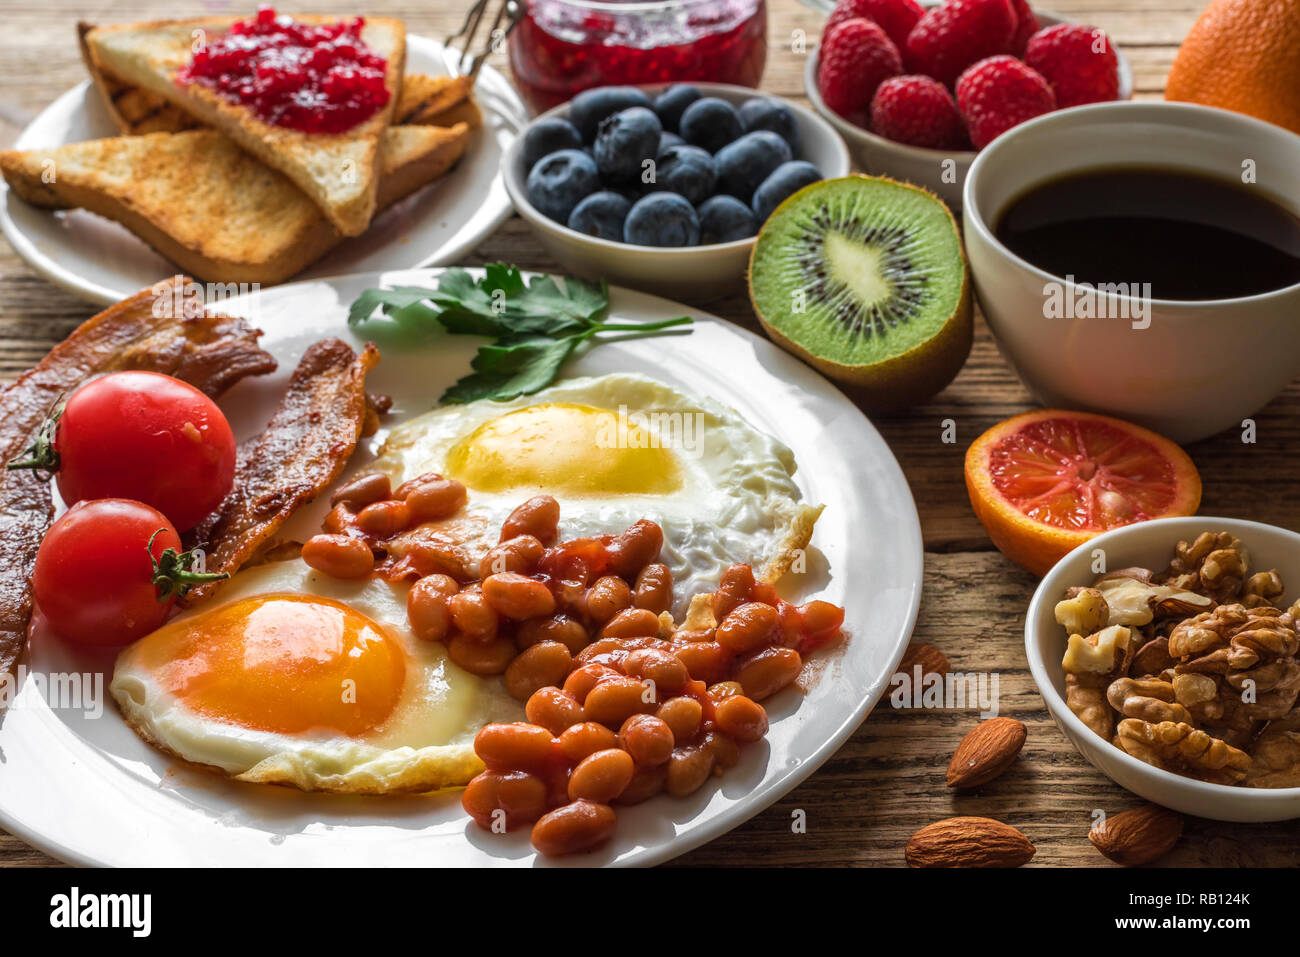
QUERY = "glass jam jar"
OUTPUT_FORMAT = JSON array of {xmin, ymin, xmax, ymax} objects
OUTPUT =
[{"xmin": 508, "ymin": 0, "xmax": 768, "ymax": 114}]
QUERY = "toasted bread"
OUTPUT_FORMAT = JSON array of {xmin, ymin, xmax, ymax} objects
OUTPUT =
[
  {"xmin": 0, "ymin": 123, "xmax": 469, "ymax": 285},
  {"xmin": 80, "ymin": 20, "xmax": 480, "ymax": 137},
  {"xmin": 84, "ymin": 15, "xmax": 406, "ymax": 236}
]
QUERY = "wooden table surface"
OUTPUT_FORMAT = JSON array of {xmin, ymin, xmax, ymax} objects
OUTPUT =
[{"xmin": 3, "ymin": 0, "xmax": 1298, "ymax": 868}]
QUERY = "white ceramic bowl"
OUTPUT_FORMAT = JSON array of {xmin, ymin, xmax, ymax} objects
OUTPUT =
[
  {"xmin": 502, "ymin": 82, "xmax": 850, "ymax": 302},
  {"xmin": 802, "ymin": 8, "xmax": 1134, "ymax": 208},
  {"xmin": 1027, "ymin": 516, "xmax": 1300, "ymax": 822},
  {"xmin": 963, "ymin": 101, "xmax": 1300, "ymax": 445}
]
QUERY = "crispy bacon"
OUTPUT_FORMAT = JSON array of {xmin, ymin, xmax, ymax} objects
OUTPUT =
[
  {"xmin": 182, "ymin": 339, "xmax": 380, "ymax": 605},
  {"xmin": 0, "ymin": 276, "xmax": 276, "ymax": 677}
]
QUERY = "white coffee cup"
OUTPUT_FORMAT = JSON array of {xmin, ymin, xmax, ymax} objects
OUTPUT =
[{"xmin": 963, "ymin": 101, "xmax": 1300, "ymax": 444}]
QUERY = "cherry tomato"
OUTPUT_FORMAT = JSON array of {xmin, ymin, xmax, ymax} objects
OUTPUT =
[
  {"xmin": 18, "ymin": 372, "xmax": 236, "ymax": 532},
  {"xmin": 32, "ymin": 499, "xmax": 224, "ymax": 647}
]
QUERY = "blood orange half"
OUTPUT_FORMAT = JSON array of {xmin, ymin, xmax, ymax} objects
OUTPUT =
[{"xmin": 964, "ymin": 410, "xmax": 1202, "ymax": 576}]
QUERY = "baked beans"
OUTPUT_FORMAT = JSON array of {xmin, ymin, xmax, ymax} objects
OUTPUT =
[
  {"xmin": 302, "ymin": 534, "xmax": 373, "ymax": 579},
  {"xmin": 616, "ymin": 763, "xmax": 668, "ymax": 805},
  {"xmin": 633, "ymin": 563, "xmax": 673, "ymax": 614},
  {"xmin": 475, "ymin": 722, "xmax": 555, "ymax": 773},
  {"xmin": 355, "ymin": 499, "xmax": 412, "ymax": 538},
  {"xmin": 712, "ymin": 563, "xmax": 756, "ymax": 620},
  {"xmin": 713, "ymin": 694, "xmax": 768, "ymax": 743},
  {"xmin": 563, "ymin": 663, "xmax": 619, "ymax": 705},
  {"xmin": 525, "ymin": 686, "xmax": 585, "ymax": 735},
  {"xmin": 448, "ymin": 587, "xmax": 499, "ymax": 639},
  {"xmin": 583, "ymin": 675, "xmax": 657, "ymax": 727},
  {"xmin": 531, "ymin": 800, "xmax": 616, "ymax": 857},
  {"xmin": 483, "ymin": 572, "xmax": 556, "ymax": 620},
  {"xmin": 399, "ymin": 473, "xmax": 468, "ymax": 523},
  {"xmin": 666, "ymin": 746, "xmax": 715, "ymax": 797},
  {"xmin": 556, "ymin": 721, "xmax": 619, "ymax": 763},
  {"xmin": 407, "ymin": 573, "xmax": 459, "ymax": 642},
  {"xmin": 330, "ymin": 472, "xmax": 391, "ymax": 509},
  {"xmin": 479, "ymin": 535, "xmax": 544, "ymax": 578},
  {"xmin": 517, "ymin": 614, "xmax": 588, "ymax": 655},
  {"xmin": 504, "ymin": 641, "xmax": 573, "ymax": 701},
  {"xmin": 448, "ymin": 634, "xmax": 515, "ymax": 675},
  {"xmin": 622, "ymin": 647, "xmax": 689, "ymax": 696},
  {"xmin": 568, "ymin": 748, "xmax": 634, "ymax": 803},
  {"xmin": 600, "ymin": 608, "xmax": 660, "ymax": 640},
  {"xmin": 671, "ymin": 641, "xmax": 732, "ymax": 685},
  {"xmin": 618, "ymin": 714, "xmax": 674, "ymax": 767},
  {"xmin": 716, "ymin": 601, "xmax": 779, "ymax": 654},
  {"xmin": 735, "ymin": 646, "xmax": 803, "ymax": 700},
  {"xmin": 656, "ymin": 696, "xmax": 703, "ymax": 742},
  {"xmin": 501, "ymin": 495, "xmax": 560, "ymax": 545},
  {"xmin": 586, "ymin": 575, "xmax": 632, "ymax": 623},
  {"xmin": 608, "ymin": 519, "xmax": 664, "ymax": 578},
  {"xmin": 462, "ymin": 770, "xmax": 548, "ymax": 830}
]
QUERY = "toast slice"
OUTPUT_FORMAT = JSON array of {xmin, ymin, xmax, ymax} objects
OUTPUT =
[
  {"xmin": 79, "ymin": 22, "xmax": 481, "ymax": 136},
  {"xmin": 0, "ymin": 123, "xmax": 469, "ymax": 285},
  {"xmin": 84, "ymin": 15, "xmax": 406, "ymax": 236}
]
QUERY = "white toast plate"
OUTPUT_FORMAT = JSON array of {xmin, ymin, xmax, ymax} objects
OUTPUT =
[
  {"xmin": 0, "ymin": 36, "xmax": 526, "ymax": 305},
  {"xmin": 0, "ymin": 269, "xmax": 923, "ymax": 866}
]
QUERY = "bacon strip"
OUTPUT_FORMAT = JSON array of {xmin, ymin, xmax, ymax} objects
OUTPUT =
[
  {"xmin": 0, "ymin": 276, "xmax": 276, "ymax": 676},
  {"xmin": 182, "ymin": 339, "xmax": 380, "ymax": 605}
]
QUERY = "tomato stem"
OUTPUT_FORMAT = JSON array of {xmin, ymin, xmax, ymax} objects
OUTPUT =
[
  {"xmin": 6, "ymin": 403, "xmax": 63, "ymax": 480},
  {"xmin": 148, "ymin": 529, "xmax": 228, "ymax": 602}
]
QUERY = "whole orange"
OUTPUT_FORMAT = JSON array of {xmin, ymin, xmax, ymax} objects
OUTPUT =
[{"xmin": 1165, "ymin": 0, "xmax": 1300, "ymax": 134}]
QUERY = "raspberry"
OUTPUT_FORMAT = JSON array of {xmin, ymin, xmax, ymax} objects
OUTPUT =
[
  {"xmin": 1024, "ymin": 23, "xmax": 1119, "ymax": 107},
  {"xmin": 870, "ymin": 75, "xmax": 967, "ymax": 149},
  {"xmin": 1007, "ymin": 0, "xmax": 1039, "ymax": 55},
  {"xmin": 904, "ymin": 0, "xmax": 1018, "ymax": 87},
  {"xmin": 817, "ymin": 18, "xmax": 903, "ymax": 125},
  {"xmin": 824, "ymin": 0, "xmax": 924, "ymax": 50},
  {"xmin": 955, "ymin": 55, "xmax": 1056, "ymax": 148}
]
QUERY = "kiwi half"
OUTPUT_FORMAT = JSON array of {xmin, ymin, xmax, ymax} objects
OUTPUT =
[{"xmin": 748, "ymin": 175, "xmax": 971, "ymax": 410}]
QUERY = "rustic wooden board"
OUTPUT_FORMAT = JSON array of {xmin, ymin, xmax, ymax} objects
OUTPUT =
[{"xmin": 3, "ymin": 0, "xmax": 1298, "ymax": 868}]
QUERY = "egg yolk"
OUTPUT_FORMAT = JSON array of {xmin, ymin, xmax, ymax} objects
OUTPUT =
[
  {"xmin": 134, "ymin": 594, "xmax": 406, "ymax": 737},
  {"xmin": 445, "ymin": 402, "xmax": 682, "ymax": 495}
]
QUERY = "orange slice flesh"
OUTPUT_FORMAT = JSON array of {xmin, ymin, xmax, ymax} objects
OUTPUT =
[{"xmin": 965, "ymin": 410, "xmax": 1201, "ymax": 576}]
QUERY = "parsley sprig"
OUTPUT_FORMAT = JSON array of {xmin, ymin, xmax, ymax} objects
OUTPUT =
[{"xmin": 348, "ymin": 265, "xmax": 694, "ymax": 403}]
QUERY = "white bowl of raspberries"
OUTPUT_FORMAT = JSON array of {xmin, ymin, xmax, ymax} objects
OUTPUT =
[{"xmin": 804, "ymin": 0, "xmax": 1133, "ymax": 207}]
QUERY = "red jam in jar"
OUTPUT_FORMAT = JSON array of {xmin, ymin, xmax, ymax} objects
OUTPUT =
[
  {"xmin": 509, "ymin": 0, "xmax": 767, "ymax": 114},
  {"xmin": 177, "ymin": 7, "xmax": 391, "ymax": 135}
]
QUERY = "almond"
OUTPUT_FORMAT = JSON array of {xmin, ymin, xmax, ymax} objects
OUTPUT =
[
  {"xmin": 905, "ymin": 816, "xmax": 1035, "ymax": 868},
  {"xmin": 945, "ymin": 716, "xmax": 1026, "ymax": 789},
  {"xmin": 1089, "ymin": 803, "xmax": 1183, "ymax": 866},
  {"xmin": 896, "ymin": 642, "xmax": 949, "ymax": 679}
]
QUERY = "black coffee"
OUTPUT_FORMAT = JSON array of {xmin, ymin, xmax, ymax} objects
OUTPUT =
[{"xmin": 994, "ymin": 167, "xmax": 1300, "ymax": 301}]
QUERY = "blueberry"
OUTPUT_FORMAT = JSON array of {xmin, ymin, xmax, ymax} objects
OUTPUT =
[
  {"xmin": 594, "ymin": 106, "xmax": 662, "ymax": 183},
  {"xmin": 739, "ymin": 98, "xmax": 801, "ymax": 152},
  {"xmin": 651, "ymin": 145, "xmax": 717, "ymax": 206},
  {"xmin": 657, "ymin": 131, "xmax": 685, "ymax": 156},
  {"xmin": 568, "ymin": 191, "xmax": 633, "ymax": 241},
  {"xmin": 526, "ymin": 149, "xmax": 600, "ymax": 223},
  {"xmin": 569, "ymin": 86, "xmax": 652, "ymax": 142},
  {"xmin": 522, "ymin": 117, "xmax": 583, "ymax": 171},
  {"xmin": 715, "ymin": 130, "xmax": 793, "ymax": 200},
  {"xmin": 698, "ymin": 195, "xmax": 759, "ymax": 244},
  {"xmin": 653, "ymin": 83, "xmax": 702, "ymax": 133},
  {"xmin": 679, "ymin": 97, "xmax": 744, "ymax": 153},
  {"xmin": 752, "ymin": 161, "xmax": 823, "ymax": 222},
  {"xmin": 624, "ymin": 192, "xmax": 700, "ymax": 247}
]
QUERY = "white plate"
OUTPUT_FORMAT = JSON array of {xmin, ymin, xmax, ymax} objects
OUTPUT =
[
  {"xmin": 0, "ymin": 269, "xmax": 923, "ymax": 866},
  {"xmin": 0, "ymin": 37, "xmax": 526, "ymax": 306}
]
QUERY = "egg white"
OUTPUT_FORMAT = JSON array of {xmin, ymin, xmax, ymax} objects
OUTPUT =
[
  {"xmin": 371, "ymin": 374, "xmax": 822, "ymax": 616},
  {"xmin": 110, "ymin": 559, "xmax": 523, "ymax": 794}
]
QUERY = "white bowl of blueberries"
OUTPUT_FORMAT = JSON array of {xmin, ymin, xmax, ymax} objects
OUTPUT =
[{"xmin": 502, "ymin": 82, "xmax": 851, "ymax": 301}]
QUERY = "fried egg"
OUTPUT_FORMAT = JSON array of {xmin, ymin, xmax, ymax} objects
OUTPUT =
[
  {"xmin": 111, "ymin": 559, "xmax": 522, "ymax": 794},
  {"xmin": 371, "ymin": 374, "xmax": 822, "ymax": 615}
]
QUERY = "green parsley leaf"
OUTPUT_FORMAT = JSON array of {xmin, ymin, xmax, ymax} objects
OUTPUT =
[{"xmin": 348, "ymin": 265, "xmax": 694, "ymax": 404}]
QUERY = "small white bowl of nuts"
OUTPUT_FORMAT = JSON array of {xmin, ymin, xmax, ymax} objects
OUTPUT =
[{"xmin": 1026, "ymin": 516, "xmax": 1300, "ymax": 822}]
